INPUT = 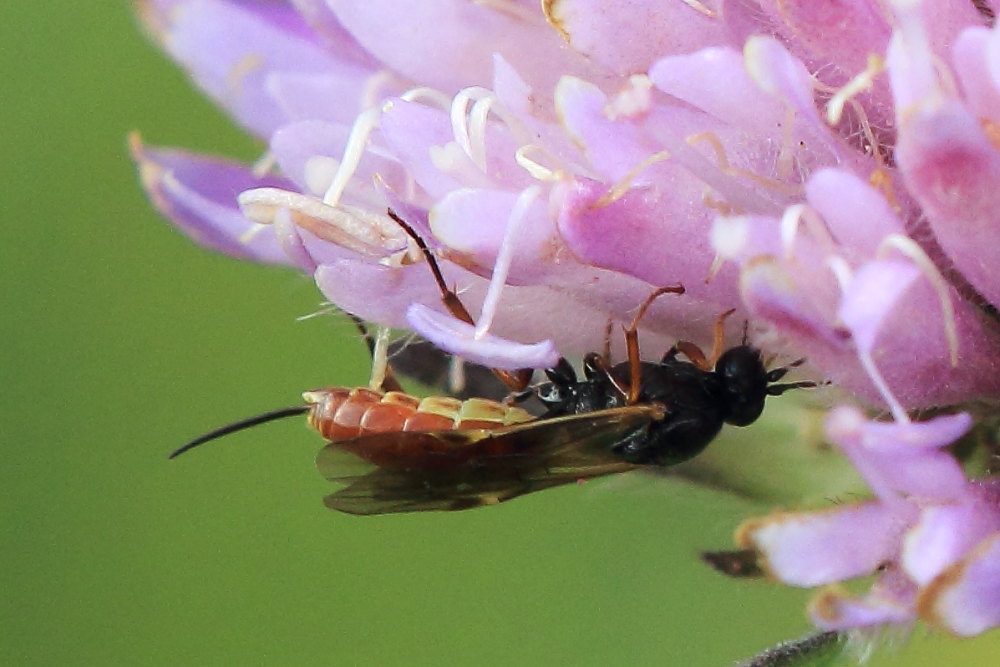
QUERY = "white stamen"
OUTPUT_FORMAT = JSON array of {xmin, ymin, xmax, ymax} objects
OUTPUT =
[
  {"xmin": 468, "ymin": 96, "xmax": 494, "ymax": 171},
  {"xmin": 515, "ymin": 145, "xmax": 562, "ymax": 181},
  {"xmin": 361, "ymin": 69, "xmax": 400, "ymax": 109},
  {"xmin": 475, "ymin": 185, "xmax": 541, "ymax": 338},
  {"xmin": 399, "ymin": 86, "xmax": 453, "ymax": 108},
  {"xmin": 369, "ymin": 325, "xmax": 392, "ymax": 391},
  {"xmin": 238, "ymin": 223, "xmax": 269, "ymax": 246},
  {"xmin": 592, "ymin": 151, "xmax": 671, "ymax": 208},
  {"xmin": 858, "ymin": 347, "xmax": 910, "ymax": 424},
  {"xmin": 825, "ymin": 256, "xmax": 854, "ymax": 292},
  {"xmin": 451, "ymin": 88, "xmax": 507, "ymax": 173},
  {"xmin": 323, "ymin": 106, "xmax": 382, "ymax": 206},
  {"xmin": 451, "ymin": 90, "xmax": 477, "ymax": 167},
  {"xmin": 878, "ymin": 234, "xmax": 959, "ymax": 366},
  {"xmin": 826, "ymin": 55, "xmax": 884, "ymax": 126},
  {"xmin": 251, "ymin": 150, "xmax": 277, "ymax": 177},
  {"xmin": 779, "ymin": 204, "xmax": 837, "ymax": 259}
]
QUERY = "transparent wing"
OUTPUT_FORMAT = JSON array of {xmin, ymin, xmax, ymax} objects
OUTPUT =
[{"xmin": 315, "ymin": 405, "xmax": 662, "ymax": 515}]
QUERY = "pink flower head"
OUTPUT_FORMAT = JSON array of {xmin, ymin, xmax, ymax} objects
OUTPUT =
[
  {"xmin": 134, "ymin": 0, "xmax": 1000, "ymax": 640},
  {"xmin": 739, "ymin": 406, "xmax": 1000, "ymax": 637}
]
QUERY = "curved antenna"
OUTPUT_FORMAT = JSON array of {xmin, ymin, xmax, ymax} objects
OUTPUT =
[{"xmin": 169, "ymin": 406, "xmax": 309, "ymax": 459}]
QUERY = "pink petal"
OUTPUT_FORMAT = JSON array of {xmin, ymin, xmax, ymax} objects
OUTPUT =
[
  {"xmin": 825, "ymin": 406, "xmax": 971, "ymax": 502},
  {"xmin": 737, "ymin": 502, "xmax": 915, "ymax": 587},
  {"xmin": 138, "ymin": 0, "xmax": 344, "ymax": 137},
  {"xmin": 542, "ymin": 0, "xmax": 728, "ymax": 76},
  {"xmin": 327, "ymin": 0, "xmax": 600, "ymax": 100},
  {"xmin": 919, "ymin": 532, "xmax": 1000, "ymax": 636},
  {"xmin": 130, "ymin": 135, "xmax": 297, "ymax": 267},
  {"xmin": 952, "ymin": 27, "xmax": 1000, "ymax": 124},
  {"xmin": 406, "ymin": 304, "xmax": 560, "ymax": 370},
  {"xmin": 554, "ymin": 179, "xmax": 741, "ymax": 306},
  {"xmin": 809, "ymin": 583, "xmax": 915, "ymax": 630},
  {"xmin": 431, "ymin": 188, "xmax": 559, "ymax": 283},
  {"xmin": 895, "ymin": 101, "xmax": 1000, "ymax": 310},
  {"xmin": 904, "ymin": 497, "xmax": 1000, "ymax": 586}
]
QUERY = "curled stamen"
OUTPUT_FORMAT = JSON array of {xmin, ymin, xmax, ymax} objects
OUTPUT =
[
  {"xmin": 475, "ymin": 185, "xmax": 541, "ymax": 338},
  {"xmin": 877, "ymin": 234, "xmax": 959, "ymax": 366},
  {"xmin": 468, "ymin": 97, "xmax": 496, "ymax": 171},
  {"xmin": 591, "ymin": 150, "xmax": 671, "ymax": 208},
  {"xmin": 779, "ymin": 204, "xmax": 838, "ymax": 260},
  {"xmin": 826, "ymin": 54, "xmax": 884, "ymax": 126},
  {"xmin": 451, "ymin": 87, "xmax": 528, "ymax": 173},
  {"xmin": 399, "ymin": 86, "xmax": 452, "ymax": 108},
  {"xmin": 825, "ymin": 256, "xmax": 853, "ymax": 293},
  {"xmin": 515, "ymin": 145, "xmax": 564, "ymax": 181},
  {"xmin": 323, "ymin": 106, "xmax": 383, "ymax": 206},
  {"xmin": 361, "ymin": 69, "xmax": 403, "ymax": 109}
]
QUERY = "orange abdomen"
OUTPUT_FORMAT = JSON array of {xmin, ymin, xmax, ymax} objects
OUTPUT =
[{"xmin": 303, "ymin": 387, "xmax": 534, "ymax": 441}]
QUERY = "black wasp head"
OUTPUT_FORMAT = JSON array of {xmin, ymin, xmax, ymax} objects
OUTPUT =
[{"xmin": 714, "ymin": 345, "xmax": 770, "ymax": 427}]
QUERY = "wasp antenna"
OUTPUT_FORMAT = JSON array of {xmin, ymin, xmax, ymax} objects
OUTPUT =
[
  {"xmin": 767, "ymin": 380, "xmax": 819, "ymax": 396},
  {"xmin": 169, "ymin": 406, "xmax": 310, "ymax": 459},
  {"xmin": 765, "ymin": 357, "xmax": 808, "ymax": 383}
]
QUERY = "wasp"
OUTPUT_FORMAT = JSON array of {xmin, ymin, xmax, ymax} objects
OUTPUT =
[{"xmin": 171, "ymin": 211, "xmax": 814, "ymax": 514}]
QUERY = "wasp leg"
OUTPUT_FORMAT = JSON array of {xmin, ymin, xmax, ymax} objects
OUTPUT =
[
  {"xmin": 388, "ymin": 209, "xmax": 534, "ymax": 392},
  {"xmin": 665, "ymin": 308, "xmax": 735, "ymax": 372},
  {"xmin": 347, "ymin": 313, "xmax": 403, "ymax": 393},
  {"xmin": 707, "ymin": 309, "xmax": 737, "ymax": 367},
  {"xmin": 623, "ymin": 285, "xmax": 685, "ymax": 404}
]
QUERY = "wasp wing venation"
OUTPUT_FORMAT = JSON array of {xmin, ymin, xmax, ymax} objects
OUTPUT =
[{"xmin": 316, "ymin": 405, "xmax": 663, "ymax": 515}]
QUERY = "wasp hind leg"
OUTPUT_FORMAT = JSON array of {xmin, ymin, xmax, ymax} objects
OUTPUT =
[{"xmin": 387, "ymin": 208, "xmax": 533, "ymax": 393}]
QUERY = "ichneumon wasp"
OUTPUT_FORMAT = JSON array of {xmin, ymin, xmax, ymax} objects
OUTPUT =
[{"xmin": 171, "ymin": 210, "xmax": 815, "ymax": 514}]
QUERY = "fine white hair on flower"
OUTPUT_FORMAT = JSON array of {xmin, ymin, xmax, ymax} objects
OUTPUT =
[{"xmin": 134, "ymin": 0, "xmax": 1000, "ymax": 643}]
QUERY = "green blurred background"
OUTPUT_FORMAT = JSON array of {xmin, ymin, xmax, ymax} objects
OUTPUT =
[{"xmin": 3, "ymin": 3, "xmax": 998, "ymax": 665}]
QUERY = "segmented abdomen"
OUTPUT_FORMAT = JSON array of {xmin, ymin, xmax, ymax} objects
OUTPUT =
[{"xmin": 303, "ymin": 387, "xmax": 534, "ymax": 441}]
